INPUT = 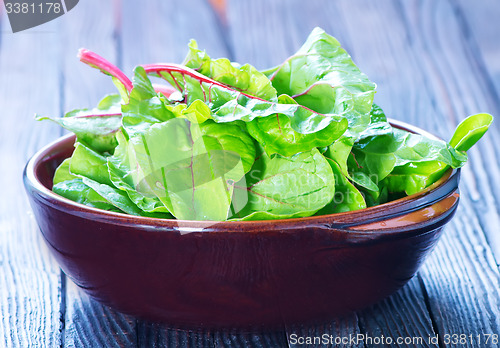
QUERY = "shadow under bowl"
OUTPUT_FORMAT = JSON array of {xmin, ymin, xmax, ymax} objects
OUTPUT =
[{"xmin": 23, "ymin": 120, "xmax": 460, "ymax": 330}]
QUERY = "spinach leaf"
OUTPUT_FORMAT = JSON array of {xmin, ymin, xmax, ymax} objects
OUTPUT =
[
  {"xmin": 127, "ymin": 117, "xmax": 254, "ymax": 220},
  {"xmin": 121, "ymin": 67, "xmax": 176, "ymax": 137},
  {"xmin": 381, "ymin": 113, "xmax": 493, "ymax": 195},
  {"xmin": 232, "ymin": 147, "xmax": 335, "ymax": 220},
  {"xmin": 183, "ymin": 40, "xmax": 277, "ymax": 100},
  {"xmin": 53, "ymin": 179, "xmax": 121, "ymax": 212},
  {"xmin": 107, "ymin": 131, "xmax": 172, "ymax": 215},
  {"xmin": 449, "ymin": 113, "xmax": 493, "ymax": 152},
  {"xmin": 143, "ymin": 64, "xmax": 347, "ymax": 139},
  {"xmin": 315, "ymin": 158, "xmax": 366, "ymax": 214},
  {"xmin": 36, "ymin": 94, "xmax": 122, "ymax": 153},
  {"xmin": 246, "ymin": 94, "xmax": 348, "ymax": 156},
  {"xmin": 266, "ymin": 27, "xmax": 376, "ymax": 141}
]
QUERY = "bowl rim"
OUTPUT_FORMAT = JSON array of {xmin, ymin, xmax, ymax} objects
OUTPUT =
[{"xmin": 24, "ymin": 119, "xmax": 460, "ymax": 233}]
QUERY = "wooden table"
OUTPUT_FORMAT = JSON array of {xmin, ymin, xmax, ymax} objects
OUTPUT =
[{"xmin": 1, "ymin": 0, "xmax": 499, "ymax": 347}]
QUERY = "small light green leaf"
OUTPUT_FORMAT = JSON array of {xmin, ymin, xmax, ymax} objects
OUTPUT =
[{"xmin": 449, "ymin": 113, "xmax": 493, "ymax": 152}]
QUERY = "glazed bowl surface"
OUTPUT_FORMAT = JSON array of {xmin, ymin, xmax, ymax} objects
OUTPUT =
[{"xmin": 23, "ymin": 120, "xmax": 460, "ymax": 330}]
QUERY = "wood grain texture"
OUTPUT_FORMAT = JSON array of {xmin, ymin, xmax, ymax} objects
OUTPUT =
[
  {"xmin": 136, "ymin": 322, "xmax": 214, "ymax": 348},
  {"xmin": 121, "ymin": 0, "xmax": 229, "ymax": 72},
  {"xmin": 227, "ymin": 0, "xmax": 500, "ymax": 347},
  {"xmin": 357, "ymin": 278, "xmax": 439, "ymax": 348},
  {"xmin": 286, "ymin": 315, "xmax": 363, "ymax": 348},
  {"xmin": 57, "ymin": 1, "xmax": 139, "ymax": 347},
  {"xmin": 63, "ymin": 282, "xmax": 137, "ymax": 348},
  {"xmin": 212, "ymin": 331, "xmax": 288, "ymax": 348},
  {"xmin": 332, "ymin": 1, "xmax": 500, "ymax": 346},
  {"xmin": 455, "ymin": 0, "xmax": 500, "ymax": 114},
  {"xmin": 0, "ymin": 19, "xmax": 63, "ymax": 348},
  {"xmin": 60, "ymin": 0, "xmax": 120, "ymax": 110},
  {"xmin": 226, "ymin": 1, "xmax": 439, "ymax": 346}
]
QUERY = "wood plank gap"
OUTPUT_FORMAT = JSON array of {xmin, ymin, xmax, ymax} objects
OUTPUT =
[
  {"xmin": 417, "ymin": 274, "xmax": 445, "ymax": 348},
  {"xmin": 59, "ymin": 273, "xmax": 67, "ymax": 348},
  {"xmin": 355, "ymin": 313, "xmax": 368, "ymax": 348}
]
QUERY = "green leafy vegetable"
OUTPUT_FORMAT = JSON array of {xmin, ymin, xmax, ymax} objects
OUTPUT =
[
  {"xmin": 232, "ymin": 147, "xmax": 335, "ymax": 220},
  {"xmin": 53, "ymin": 179, "xmax": 121, "ymax": 212},
  {"xmin": 40, "ymin": 27, "xmax": 493, "ymax": 221},
  {"xmin": 266, "ymin": 27, "xmax": 376, "ymax": 137},
  {"xmin": 449, "ymin": 113, "xmax": 493, "ymax": 152},
  {"xmin": 36, "ymin": 94, "xmax": 122, "ymax": 153}
]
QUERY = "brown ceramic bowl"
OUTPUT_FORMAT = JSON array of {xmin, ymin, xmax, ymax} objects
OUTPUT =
[{"xmin": 24, "ymin": 120, "xmax": 460, "ymax": 330}]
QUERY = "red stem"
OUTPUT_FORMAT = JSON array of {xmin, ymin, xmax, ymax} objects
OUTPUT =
[
  {"xmin": 141, "ymin": 63, "xmax": 330, "ymax": 118},
  {"xmin": 72, "ymin": 112, "xmax": 122, "ymax": 119},
  {"xmin": 152, "ymin": 84, "xmax": 176, "ymax": 98},
  {"xmin": 78, "ymin": 48, "xmax": 133, "ymax": 92},
  {"xmin": 142, "ymin": 63, "xmax": 269, "ymax": 102}
]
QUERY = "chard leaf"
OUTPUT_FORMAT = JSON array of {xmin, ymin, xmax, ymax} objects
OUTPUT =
[
  {"xmin": 322, "ymin": 104, "xmax": 394, "ymax": 198},
  {"xmin": 449, "ymin": 113, "xmax": 493, "ymax": 152},
  {"xmin": 78, "ymin": 48, "xmax": 134, "ymax": 94},
  {"xmin": 350, "ymin": 127, "xmax": 465, "ymax": 197},
  {"xmin": 389, "ymin": 128, "xmax": 467, "ymax": 167},
  {"xmin": 143, "ymin": 64, "xmax": 347, "ymax": 137},
  {"xmin": 68, "ymin": 142, "xmax": 141, "ymax": 215},
  {"xmin": 36, "ymin": 94, "xmax": 122, "ymax": 153},
  {"xmin": 183, "ymin": 40, "xmax": 277, "ymax": 100},
  {"xmin": 79, "ymin": 176, "xmax": 145, "ymax": 216},
  {"xmin": 267, "ymin": 27, "xmax": 376, "ymax": 140},
  {"xmin": 53, "ymin": 158, "xmax": 78, "ymax": 185},
  {"xmin": 315, "ymin": 158, "xmax": 366, "ymax": 214},
  {"xmin": 198, "ymin": 120, "xmax": 256, "ymax": 173},
  {"xmin": 357, "ymin": 103, "xmax": 393, "ymax": 140},
  {"xmin": 69, "ymin": 143, "xmax": 113, "ymax": 186},
  {"xmin": 66, "ymin": 141, "xmax": 170, "ymax": 217},
  {"xmin": 246, "ymin": 94, "xmax": 348, "ymax": 156},
  {"xmin": 107, "ymin": 131, "xmax": 172, "ymax": 215},
  {"xmin": 324, "ymin": 103, "xmax": 392, "ymax": 177},
  {"xmin": 121, "ymin": 67, "xmax": 176, "ymax": 137},
  {"xmin": 324, "ymin": 138, "xmax": 352, "ymax": 176},
  {"xmin": 347, "ymin": 150, "xmax": 396, "ymax": 200},
  {"xmin": 382, "ymin": 161, "xmax": 449, "ymax": 196},
  {"xmin": 232, "ymin": 148, "xmax": 335, "ymax": 220},
  {"xmin": 380, "ymin": 113, "xmax": 493, "ymax": 195},
  {"xmin": 127, "ymin": 118, "xmax": 254, "ymax": 221},
  {"xmin": 53, "ymin": 179, "xmax": 121, "ymax": 212}
]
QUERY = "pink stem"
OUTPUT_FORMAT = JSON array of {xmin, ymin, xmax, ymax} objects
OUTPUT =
[
  {"xmin": 142, "ymin": 63, "xmax": 329, "ymax": 117},
  {"xmin": 142, "ymin": 63, "xmax": 268, "ymax": 101},
  {"xmin": 72, "ymin": 112, "xmax": 122, "ymax": 119},
  {"xmin": 152, "ymin": 84, "xmax": 176, "ymax": 98},
  {"xmin": 78, "ymin": 49, "xmax": 133, "ymax": 92}
]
